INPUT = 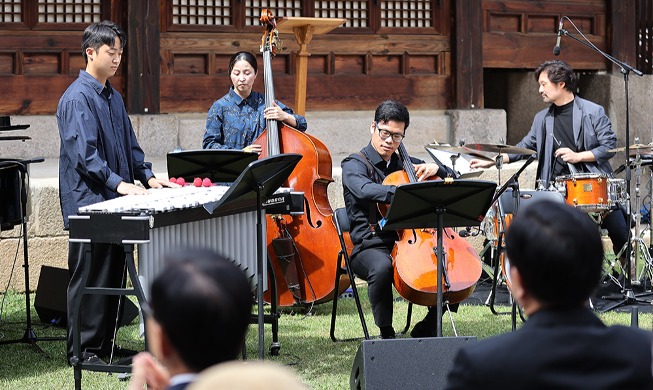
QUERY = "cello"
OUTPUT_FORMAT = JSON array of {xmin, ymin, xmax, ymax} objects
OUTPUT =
[
  {"xmin": 254, "ymin": 10, "xmax": 346, "ymax": 307},
  {"xmin": 382, "ymin": 143, "xmax": 482, "ymax": 307}
]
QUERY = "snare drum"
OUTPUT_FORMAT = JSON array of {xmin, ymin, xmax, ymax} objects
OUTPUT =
[
  {"xmin": 555, "ymin": 173, "xmax": 610, "ymax": 212},
  {"xmin": 607, "ymin": 178, "xmax": 627, "ymax": 206}
]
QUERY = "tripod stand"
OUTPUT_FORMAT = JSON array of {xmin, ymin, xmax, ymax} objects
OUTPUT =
[
  {"xmin": 559, "ymin": 16, "xmax": 645, "ymax": 312},
  {"xmin": 0, "ymin": 158, "xmax": 62, "ymax": 355},
  {"xmin": 611, "ymin": 149, "xmax": 653, "ymax": 288}
]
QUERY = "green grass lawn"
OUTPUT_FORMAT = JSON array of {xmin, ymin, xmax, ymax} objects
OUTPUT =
[{"xmin": 0, "ymin": 288, "xmax": 650, "ymax": 389}]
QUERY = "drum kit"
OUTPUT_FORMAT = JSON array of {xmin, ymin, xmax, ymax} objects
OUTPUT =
[{"xmin": 429, "ymin": 140, "xmax": 653, "ymax": 311}]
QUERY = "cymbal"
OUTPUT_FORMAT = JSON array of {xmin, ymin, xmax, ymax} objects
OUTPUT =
[
  {"xmin": 608, "ymin": 144, "xmax": 653, "ymax": 155},
  {"xmin": 426, "ymin": 144, "xmax": 470, "ymax": 154},
  {"xmin": 464, "ymin": 143, "xmax": 536, "ymax": 155},
  {"xmin": 425, "ymin": 144, "xmax": 494, "ymax": 162}
]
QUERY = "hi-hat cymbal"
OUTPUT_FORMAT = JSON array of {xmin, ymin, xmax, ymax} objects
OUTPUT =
[
  {"xmin": 425, "ymin": 144, "xmax": 494, "ymax": 162},
  {"xmin": 608, "ymin": 144, "xmax": 653, "ymax": 155},
  {"xmin": 464, "ymin": 143, "xmax": 536, "ymax": 155}
]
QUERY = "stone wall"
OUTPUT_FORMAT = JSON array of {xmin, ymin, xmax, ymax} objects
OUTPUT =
[{"xmin": 0, "ymin": 108, "xmax": 509, "ymax": 292}]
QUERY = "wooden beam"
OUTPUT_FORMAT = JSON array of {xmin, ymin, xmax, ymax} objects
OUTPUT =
[
  {"xmin": 126, "ymin": 0, "xmax": 160, "ymax": 114},
  {"xmin": 610, "ymin": 0, "xmax": 637, "ymax": 74},
  {"xmin": 454, "ymin": 0, "xmax": 483, "ymax": 109}
]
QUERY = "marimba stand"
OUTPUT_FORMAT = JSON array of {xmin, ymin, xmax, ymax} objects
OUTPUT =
[
  {"xmin": 68, "ymin": 154, "xmax": 302, "ymax": 388},
  {"xmin": 276, "ymin": 17, "xmax": 345, "ymax": 116}
]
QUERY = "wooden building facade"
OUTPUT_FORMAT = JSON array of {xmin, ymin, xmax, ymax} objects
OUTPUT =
[{"xmin": 0, "ymin": 0, "xmax": 648, "ymax": 115}]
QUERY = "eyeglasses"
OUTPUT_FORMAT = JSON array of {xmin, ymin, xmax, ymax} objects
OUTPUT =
[{"xmin": 375, "ymin": 124, "xmax": 405, "ymax": 143}]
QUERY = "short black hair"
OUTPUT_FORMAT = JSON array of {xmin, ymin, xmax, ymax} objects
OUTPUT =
[
  {"xmin": 229, "ymin": 51, "xmax": 258, "ymax": 75},
  {"xmin": 534, "ymin": 60, "xmax": 577, "ymax": 92},
  {"xmin": 149, "ymin": 249, "xmax": 252, "ymax": 371},
  {"xmin": 81, "ymin": 20, "xmax": 126, "ymax": 64},
  {"xmin": 505, "ymin": 201, "xmax": 603, "ymax": 306},
  {"xmin": 374, "ymin": 100, "xmax": 410, "ymax": 131}
]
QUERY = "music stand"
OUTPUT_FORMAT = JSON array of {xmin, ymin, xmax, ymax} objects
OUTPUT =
[
  {"xmin": 380, "ymin": 180, "xmax": 496, "ymax": 336},
  {"xmin": 167, "ymin": 149, "xmax": 258, "ymax": 184},
  {"xmin": 0, "ymin": 158, "xmax": 62, "ymax": 355},
  {"xmin": 205, "ymin": 153, "xmax": 302, "ymax": 359}
]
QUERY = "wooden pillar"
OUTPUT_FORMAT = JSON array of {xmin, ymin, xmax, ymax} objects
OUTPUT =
[
  {"xmin": 126, "ymin": 0, "xmax": 160, "ymax": 114},
  {"xmin": 277, "ymin": 17, "xmax": 345, "ymax": 115},
  {"xmin": 610, "ymin": 0, "xmax": 637, "ymax": 74},
  {"xmin": 453, "ymin": 1, "xmax": 483, "ymax": 109}
]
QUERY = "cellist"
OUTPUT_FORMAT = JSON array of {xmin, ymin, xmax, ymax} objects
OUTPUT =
[
  {"xmin": 202, "ymin": 51, "xmax": 308, "ymax": 153},
  {"xmin": 341, "ymin": 100, "xmax": 458, "ymax": 339}
]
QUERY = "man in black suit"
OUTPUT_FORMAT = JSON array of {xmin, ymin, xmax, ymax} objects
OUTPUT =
[
  {"xmin": 446, "ymin": 201, "xmax": 653, "ymax": 390},
  {"xmin": 128, "ymin": 249, "xmax": 252, "ymax": 390}
]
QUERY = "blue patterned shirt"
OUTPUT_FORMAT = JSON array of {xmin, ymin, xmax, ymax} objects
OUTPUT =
[{"xmin": 202, "ymin": 87, "xmax": 308, "ymax": 150}]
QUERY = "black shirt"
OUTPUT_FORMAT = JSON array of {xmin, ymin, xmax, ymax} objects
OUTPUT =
[
  {"xmin": 341, "ymin": 143, "xmax": 425, "ymax": 256},
  {"xmin": 552, "ymin": 100, "xmax": 583, "ymax": 177}
]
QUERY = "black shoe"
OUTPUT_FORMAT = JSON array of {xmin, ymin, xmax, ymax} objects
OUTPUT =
[
  {"xmin": 380, "ymin": 326, "xmax": 396, "ymax": 339},
  {"xmin": 410, "ymin": 319, "xmax": 437, "ymax": 338},
  {"xmin": 111, "ymin": 345, "xmax": 139, "ymax": 357},
  {"xmin": 69, "ymin": 352, "xmax": 107, "ymax": 366}
]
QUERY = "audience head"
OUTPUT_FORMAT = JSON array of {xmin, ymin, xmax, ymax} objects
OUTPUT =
[
  {"xmin": 188, "ymin": 361, "xmax": 307, "ymax": 390},
  {"xmin": 534, "ymin": 60, "xmax": 577, "ymax": 93},
  {"xmin": 505, "ymin": 201, "xmax": 603, "ymax": 308},
  {"xmin": 147, "ymin": 248, "xmax": 252, "ymax": 372},
  {"xmin": 81, "ymin": 20, "xmax": 126, "ymax": 64}
]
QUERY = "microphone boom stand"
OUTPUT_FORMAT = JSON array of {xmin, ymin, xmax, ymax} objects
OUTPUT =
[{"xmin": 559, "ymin": 21, "xmax": 646, "ymax": 312}]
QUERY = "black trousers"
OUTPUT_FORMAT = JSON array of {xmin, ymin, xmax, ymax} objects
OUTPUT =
[
  {"xmin": 350, "ymin": 242, "xmax": 459, "ymax": 329},
  {"xmin": 602, "ymin": 206, "xmax": 629, "ymax": 256},
  {"xmin": 66, "ymin": 242, "xmax": 127, "ymax": 359},
  {"xmin": 351, "ymin": 245, "xmax": 395, "ymax": 328}
]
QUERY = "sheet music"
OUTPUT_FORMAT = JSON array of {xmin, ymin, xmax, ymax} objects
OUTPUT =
[{"xmin": 426, "ymin": 147, "xmax": 484, "ymax": 179}]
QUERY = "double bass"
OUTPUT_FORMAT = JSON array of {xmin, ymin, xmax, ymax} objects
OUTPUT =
[
  {"xmin": 254, "ymin": 10, "xmax": 346, "ymax": 306},
  {"xmin": 382, "ymin": 143, "xmax": 482, "ymax": 307}
]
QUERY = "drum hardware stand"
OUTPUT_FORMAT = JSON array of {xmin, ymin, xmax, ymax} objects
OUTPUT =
[
  {"xmin": 485, "ymin": 156, "xmax": 536, "ymax": 313},
  {"xmin": 613, "ymin": 152, "xmax": 653, "ymax": 288},
  {"xmin": 0, "ymin": 159, "xmax": 63, "ymax": 355},
  {"xmin": 558, "ymin": 16, "xmax": 646, "ymax": 312}
]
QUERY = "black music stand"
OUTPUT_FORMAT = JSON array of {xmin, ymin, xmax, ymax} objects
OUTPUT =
[
  {"xmin": 205, "ymin": 153, "xmax": 302, "ymax": 359},
  {"xmin": 0, "ymin": 158, "xmax": 62, "ymax": 355},
  {"xmin": 167, "ymin": 149, "xmax": 258, "ymax": 184},
  {"xmin": 380, "ymin": 180, "xmax": 496, "ymax": 336}
]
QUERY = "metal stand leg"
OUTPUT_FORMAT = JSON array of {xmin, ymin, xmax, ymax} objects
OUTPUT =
[{"xmin": 0, "ymin": 165, "xmax": 64, "ymax": 354}]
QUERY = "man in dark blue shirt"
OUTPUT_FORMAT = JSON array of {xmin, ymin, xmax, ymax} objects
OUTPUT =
[
  {"xmin": 341, "ymin": 100, "xmax": 456, "ymax": 339},
  {"xmin": 57, "ymin": 21, "xmax": 177, "ymax": 364}
]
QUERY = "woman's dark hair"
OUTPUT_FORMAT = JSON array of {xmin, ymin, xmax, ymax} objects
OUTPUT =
[
  {"xmin": 228, "ymin": 51, "xmax": 258, "ymax": 74},
  {"xmin": 534, "ymin": 60, "xmax": 577, "ymax": 92},
  {"xmin": 374, "ymin": 100, "xmax": 410, "ymax": 131},
  {"xmin": 149, "ymin": 249, "xmax": 252, "ymax": 371},
  {"xmin": 81, "ymin": 20, "xmax": 126, "ymax": 64}
]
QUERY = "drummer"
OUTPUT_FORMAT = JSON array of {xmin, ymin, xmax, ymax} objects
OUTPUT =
[{"xmin": 469, "ymin": 60, "xmax": 629, "ymax": 275}]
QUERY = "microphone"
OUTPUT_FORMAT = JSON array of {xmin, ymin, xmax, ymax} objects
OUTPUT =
[{"xmin": 553, "ymin": 18, "xmax": 564, "ymax": 56}]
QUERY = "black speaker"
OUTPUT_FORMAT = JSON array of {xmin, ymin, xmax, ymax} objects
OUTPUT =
[
  {"xmin": 350, "ymin": 336, "xmax": 476, "ymax": 390},
  {"xmin": 34, "ymin": 265, "xmax": 69, "ymax": 327},
  {"xmin": 34, "ymin": 265, "xmax": 140, "ymax": 328}
]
